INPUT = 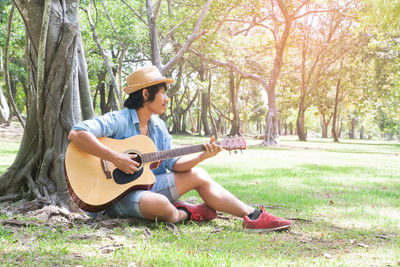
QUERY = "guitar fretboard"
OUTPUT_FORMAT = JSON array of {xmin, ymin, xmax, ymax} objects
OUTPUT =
[{"xmin": 141, "ymin": 144, "xmax": 206, "ymax": 163}]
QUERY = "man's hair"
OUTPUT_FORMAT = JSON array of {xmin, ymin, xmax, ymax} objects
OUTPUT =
[{"xmin": 124, "ymin": 82, "xmax": 167, "ymax": 109}]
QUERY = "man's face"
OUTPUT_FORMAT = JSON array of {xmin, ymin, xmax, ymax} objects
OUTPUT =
[{"xmin": 145, "ymin": 86, "xmax": 169, "ymax": 115}]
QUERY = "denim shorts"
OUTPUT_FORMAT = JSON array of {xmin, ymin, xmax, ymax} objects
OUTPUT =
[{"xmin": 103, "ymin": 172, "xmax": 179, "ymax": 219}]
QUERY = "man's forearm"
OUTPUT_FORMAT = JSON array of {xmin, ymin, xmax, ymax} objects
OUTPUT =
[
  {"xmin": 172, "ymin": 153, "xmax": 207, "ymax": 172},
  {"xmin": 68, "ymin": 130, "xmax": 119, "ymax": 162}
]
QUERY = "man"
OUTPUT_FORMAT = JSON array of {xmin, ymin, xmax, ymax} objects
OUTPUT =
[{"xmin": 68, "ymin": 65, "xmax": 292, "ymax": 232}]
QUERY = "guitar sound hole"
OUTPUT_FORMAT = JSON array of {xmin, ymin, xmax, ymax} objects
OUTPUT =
[
  {"xmin": 129, "ymin": 152, "xmax": 142, "ymax": 168},
  {"xmin": 113, "ymin": 152, "xmax": 144, "ymax": 185}
]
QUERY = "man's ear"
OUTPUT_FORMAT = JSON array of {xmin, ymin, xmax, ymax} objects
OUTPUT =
[{"xmin": 142, "ymin": 89, "xmax": 149, "ymax": 101}]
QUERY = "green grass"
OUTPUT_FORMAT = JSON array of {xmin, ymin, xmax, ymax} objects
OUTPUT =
[
  {"xmin": 1, "ymin": 136, "xmax": 400, "ymax": 266},
  {"xmin": 0, "ymin": 140, "xmax": 20, "ymax": 174}
]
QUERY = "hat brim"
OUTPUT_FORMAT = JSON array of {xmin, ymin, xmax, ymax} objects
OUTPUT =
[{"xmin": 123, "ymin": 78, "xmax": 175, "ymax": 95}]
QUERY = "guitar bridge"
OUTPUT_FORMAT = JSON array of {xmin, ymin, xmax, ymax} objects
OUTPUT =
[{"xmin": 100, "ymin": 159, "xmax": 112, "ymax": 179}]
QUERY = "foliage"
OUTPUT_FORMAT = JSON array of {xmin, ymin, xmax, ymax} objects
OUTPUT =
[
  {"xmin": 0, "ymin": 1, "xmax": 27, "ymax": 113},
  {"xmin": 1, "ymin": 0, "xmax": 399, "ymax": 139}
]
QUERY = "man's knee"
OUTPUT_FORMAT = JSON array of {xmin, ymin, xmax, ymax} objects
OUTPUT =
[
  {"xmin": 139, "ymin": 193, "xmax": 178, "ymax": 222},
  {"xmin": 190, "ymin": 167, "xmax": 214, "ymax": 186}
]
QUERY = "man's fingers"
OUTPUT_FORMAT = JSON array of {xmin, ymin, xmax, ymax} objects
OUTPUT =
[
  {"xmin": 128, "ymin": 154, "xmax": 140, "ymax": 166},
  {"xmin": 129, "ymin": 153, "xmax": 138, "ymax": 159}
]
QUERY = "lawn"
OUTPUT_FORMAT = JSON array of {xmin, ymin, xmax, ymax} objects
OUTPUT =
[{"xmin": 0, "ymin": 135, "xmax": 399, "ymax": 266}]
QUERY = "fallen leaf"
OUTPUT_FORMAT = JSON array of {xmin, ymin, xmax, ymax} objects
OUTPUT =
[
  {"xmin": 357, "ymin": 243, "xmax": 369, "ymax": 248},
  {"xmin": 143, "ymin": 228, "xmax": 152, "ymax": 239},
  {"xmin": 300, "ymin": 237, "xmax": 312, "ymax": 243},
  {"xmin": 324, "ymin": 252, "xmax": 333, "ymax": 259},
  {"xmin": 100, "ymin": 244, "xmax": 123, "ymax": 254},
  {"xmin": 211, "ymin": 227, "xmax": 224, "ymax": 233}
]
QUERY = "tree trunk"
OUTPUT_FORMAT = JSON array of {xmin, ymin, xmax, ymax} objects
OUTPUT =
[
  {"xmin": 349, "ymin": 118, "xmax": 356, "ymax": 139},
  {"xmin": 332, "ymin": 76, "xmax": 341, "ymax": 142},
  {"xmin": 262, "ymin": 18, "xmax": 293, "ymax": 145},
  {"xmin": 201, "ymin": 91, "xmax": 211, "ymax": 136},
  {"xmin": 94, "ymin": 70, "xmax": 107, "ymax": 114},
  {"xmin": 296, "ymin": 107, "xmax": 307, "ymax": 141},
  {"xmin": 0, "ymin": 0, "xmax": 94, "ymax": 210},
  {"xmin": 229, "ymin": 72, "xmax": 241, "ymax": 136},
  {"xmin": 283, "ymin": 120, "xmax": 288, "ymax": 135},
  {"xmin": 263, "ymin": 87, "xmax": 279, "ymax": 144},
  {"xmin": 207, "ymin": 78, "xmax": 218, "ymax": 139},
  {"xmin": 0, "ymin": 89, "xmax": 10, "ymax": 124},
  {"xmin": 360, "ymin": 125, "xmax": 364, "ymax": 139},
  {"xmin": 320, "ymin": 113, "xmax": 332, "ymax": 138}
]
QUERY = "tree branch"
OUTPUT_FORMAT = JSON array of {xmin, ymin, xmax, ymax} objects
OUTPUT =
[
  {"xmin": 162, "ymin": 7, "xmax": 201, "ymax": 42},
  {"xmin": 295, "ymin": 9, "xmax": 338, "ymax": 20},
  {"xmin": 189, "ymin": 48, "xmax": 268, "ymax": 88},
  {"xmin": 121, "ymin": 0, "xmax": 148, "ymax": 26},
  {"xmin": 162, "ymin": 0, "xmax": 213, "ymax": 74},
  {"xmin": 211, "ymin": 103, "xmax": 231, "ymax": 122},
  {"xmin": 153, "ymin": 0, "xmax": 162, "ymax": 20}
]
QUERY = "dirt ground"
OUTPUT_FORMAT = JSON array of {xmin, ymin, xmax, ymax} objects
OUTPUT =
[{"xmin": 0, "ymin": 122, "xmax": 24, "ymax": 142}]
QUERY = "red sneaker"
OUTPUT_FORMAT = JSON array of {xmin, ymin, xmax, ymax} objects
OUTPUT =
[
  {"xmin": 173, "ymin": 201, "xmax": 217, "ymax": 221},
  {"xmin": 243, "ymin": 206, "xmax": 292, "ymax": 232}
]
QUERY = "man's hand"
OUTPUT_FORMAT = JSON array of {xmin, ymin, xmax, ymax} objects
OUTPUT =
[
  {"xmin": 112, "ymin": 153, "xmax": 140, "ymax": 175},
  {"xmin": 201, "ymin": 136, "xmax": 222, "ymax": 160}
]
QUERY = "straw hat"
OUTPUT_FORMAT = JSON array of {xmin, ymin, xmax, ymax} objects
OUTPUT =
[{"xmin": 123, "ymin": 66, "xmax": 175, "ymax": 95}]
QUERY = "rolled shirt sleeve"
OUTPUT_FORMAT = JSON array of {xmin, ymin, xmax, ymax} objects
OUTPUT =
[{"xmin": 71, "ymin": 112, "xmax": 121, "ymax": 138}]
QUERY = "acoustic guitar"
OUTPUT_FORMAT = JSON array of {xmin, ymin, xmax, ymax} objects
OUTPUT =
[{"xmin": 64, "ymin": 135, "xmax": 246, "ymax": 212}]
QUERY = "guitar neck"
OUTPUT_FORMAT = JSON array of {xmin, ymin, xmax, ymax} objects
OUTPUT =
[{"xmin": 142, "ymin": 143, "xmax": 218, "ymax": 163}]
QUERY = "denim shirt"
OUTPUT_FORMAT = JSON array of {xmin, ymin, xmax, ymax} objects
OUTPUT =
[{"xmin": 71, "ymin": 108, "xmax": 178, "ymax": 174}]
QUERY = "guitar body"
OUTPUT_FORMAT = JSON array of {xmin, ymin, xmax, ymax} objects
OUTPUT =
[{"xmin": 65, "ymin": 135, "xmax": 157, "ymax": 212}]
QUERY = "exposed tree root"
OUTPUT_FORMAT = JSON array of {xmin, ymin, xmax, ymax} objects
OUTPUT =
[{"xmin": 0, "ymin": 193, "xmax": 21, "ymax": 202}]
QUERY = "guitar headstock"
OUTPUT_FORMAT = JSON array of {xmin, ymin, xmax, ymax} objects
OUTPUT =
[{"xmin": 220, "ymin": 136, "xmax": 247, "ymax": 151}]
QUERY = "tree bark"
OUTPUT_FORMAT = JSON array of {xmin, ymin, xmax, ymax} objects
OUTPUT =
[
  {"xmin": 207, "ymin": 75, "xmax": 218, "ymax": 139},
  {"xmin": 0, "ymin": 89, "xmax": 10, "ymax": 124},
  {"xmin": 332, "ymin": 76, "xmax": 341, "ymax": 142},
  {"xmin": 320, "ymin": 112, "xmax": 333, "ymax": 138},
  {"xmin": 228, "ymin": 72, "xmax": 241, "ymax": 136},
  {"xmin": 349, "ymin": 118, "xmax": 356, "ymax": 139},
  {"xmin": 360, "ymin": 125, "xmax": 364, "ymax": 139},
  {"xmin": 0, "ymin": 0, "xmax": 93, "ymax": 210},
  {"xmin": 296, "ymin": 107, "xmax": 307, "ymax": 141},
  {"xmin": 201, "ymin": 91, "xmax": 211, "ymax": 136}
]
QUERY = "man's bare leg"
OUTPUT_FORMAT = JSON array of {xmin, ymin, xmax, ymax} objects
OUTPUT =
[
  {"xmin": 174, "ymin": 167, "xmax": 254, "ymax": 218},
  {"xmin": 139, "ymin": 192, "xmax": 188, "ymax": 223}
]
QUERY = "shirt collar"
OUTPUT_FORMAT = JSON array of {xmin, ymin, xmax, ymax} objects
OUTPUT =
[
  {"xmin": 129, "ymin": 108, "xmax": 160, "ymax": 129},
  {"xmin": 129, "ymin": 108, "xmax": 140, "ymax": 125}
]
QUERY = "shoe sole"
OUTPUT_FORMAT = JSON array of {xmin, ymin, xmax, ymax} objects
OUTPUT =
[{"xmin": 243, "ymin": 224, "xmax": 291, "ymax": 232}]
